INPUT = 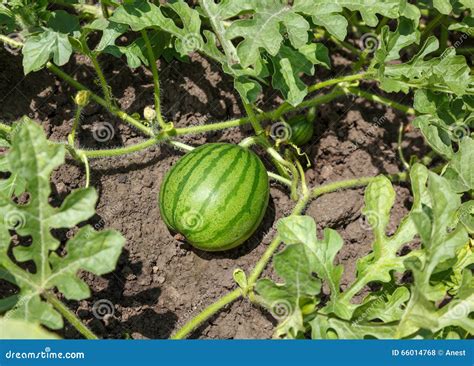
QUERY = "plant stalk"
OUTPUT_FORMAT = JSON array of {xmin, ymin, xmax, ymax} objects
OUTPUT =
[
  {"xmin": 43, "ymin": 292, "xmax": 98, "ymax": 340},
  {"xmin": 141, "ymin": 30, "xmax": 168, "ymax": 130},
  {"xmin": 171, "ymin": 289, "xmax": 242, "ymax": 339},
  {"xmin": 346, "ymin": 87, "xmax": 416, "ymax": 115}
]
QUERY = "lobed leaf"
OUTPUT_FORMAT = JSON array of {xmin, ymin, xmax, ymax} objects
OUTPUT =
[{"xmin": 0, "ymin": 118, "xmax": 125, "ymax": 328}]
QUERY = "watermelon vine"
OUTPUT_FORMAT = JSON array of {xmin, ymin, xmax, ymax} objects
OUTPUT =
[{"xmin": 0, "ymin": 0, "xmax": 472, "ymax": 340}]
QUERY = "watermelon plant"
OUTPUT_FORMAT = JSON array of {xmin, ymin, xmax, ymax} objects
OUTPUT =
[{"xmin": 0, "ymin": 0, "xmax": 472, "ymax": 340}]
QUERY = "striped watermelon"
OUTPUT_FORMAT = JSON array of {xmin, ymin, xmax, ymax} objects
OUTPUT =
[
  {"xmin": 159, "ymin": 143, "xmax": 269, "ymax": 251},
  {"xmin": 288, "ymin": 115, "xmax": 314, "ymax": 146}
]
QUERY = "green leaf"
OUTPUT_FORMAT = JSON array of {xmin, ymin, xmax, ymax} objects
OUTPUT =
[
  {"xmin": 93, "ymin": 20, "xmax": 129, "ymax": 52},
  {"xmin": 22, "ymin": 29, "xmax": 73, "ymax": 74},
  {"xmin": 443, "ymin": 138, "xmax": 474, "ymax": 193},
  {"xmin": 409, "ymin": 171, "xmax": 468, "ymax": 302},
  {"xmin": 256, "ymin": 216, "xmax": 323, "ymax": 338},
  {"xmin": 47, "ymin": 10, "xmax": 80, "ymax": 34},
  {"xmin": 433, "ymin": 0, "xmax": 453, "ymax": 14},
  {"xmin": 374, "ymin": 37, "xmax": 473, "ymax": 95},
  {"xmin": 270, "ymin": 44, "xmax": 330, "ymax": 106},
  {"xmin": 295, "ymin": 0, "xmax": 419, "ymax": 39},
  {"xmin": 110, "ymin": 0, "xmax": 171, "ymax": 31},
  {"xmin": 226, "ymin": 0, "xmax": 310, "ymax": 68},
  {"xmin": 352, "ymin": 287, "xmax": 410, "ymax": 323},
  {"xmin": 375, "ymin": 18, "xmax": 420, "ymax": 63},
  {"xmin": 311, "ymin": 316, "xmax": 398, "ymax": 339},
  {"xmin": 111, "ymin": 0, "xmax": 202, "ymax": 56},
  {"xmin": 412, "ymin": 115, "xmax": 454, "ymax": 159},
  {"xmin": 0, "ymin": 118, "xmax": 125, "ymax": 328},
  {"xmin": 449, "ymin": 16, "xmax": 474, "ymax": 35},
  {"xmin": 277, "ymin": 214, "xmax": 317, "ymax": 246},
  {"xmin": 398, "ymin": 271, "xmax": 473, "ymax": 337},
  {"xmin": 0, "ymin": 317, "xmax": 61, "ymax": 339}
]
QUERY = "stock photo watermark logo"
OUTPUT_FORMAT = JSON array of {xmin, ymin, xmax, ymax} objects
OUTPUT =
[
  {"xmin": 270, "ymin": 122, "xmax": 292, "ymax": 143},
  {"xmin": 449, "ymin": 117, "xmax": 472, "ymax": 142},
  {"xmin": 360, "ymin": 33, "xmax": 379, "ymax": 53},
  {"xmin": 3, "ymin": 294, "xmax": 32, "ymax": 320},
  {"xmin": 4, "ymin": 32, "xmax": 23, "ymax": 55},
  {"xmin": 270, "ymin": 299, "xmax": 293, "ymax": 320},
  {"xmin": 4, "ymin": 211, "xmax": 26, "ymax": 230},
  {"xmin": 5, "ymin": 347, "xmax": 85, "ymax": 360},
  {"xmin": 359, "ymin": 210, "xmax": 381, "ymax": 231},
  {"xmin": 92, "ymin": 299, "xmax": 115, "ymax": 320},
  {"xmin": 180, "ymin": 33, "xmax": 203, "ymax": 54},
  {"xmin": 446, "ymin": 300, "xmax": 471, "ymax": 321},
  {"xmin": 92, "ymin": 122, "xmax": 115, "ymax": 143},
  {"xmin": 180, "ymin": 210, "xmax": 204, "ymax": 232}
]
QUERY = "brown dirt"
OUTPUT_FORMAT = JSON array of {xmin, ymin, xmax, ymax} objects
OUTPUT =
[{"xmin": 0, "ymin": 41, "xmax": 427, "ymax": 339}]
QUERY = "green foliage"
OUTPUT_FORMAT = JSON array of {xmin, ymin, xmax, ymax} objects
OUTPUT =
[
  {"xmin": 256, "ymin": 164, "xmax": 473, "ymax": 339},
  {"xmin": 0, "ymin": 317, "xmax": 61, "ymax": 339},
  {"xmin": 0, "ymin": 118, "xmax": 125, "ymax": 329}
]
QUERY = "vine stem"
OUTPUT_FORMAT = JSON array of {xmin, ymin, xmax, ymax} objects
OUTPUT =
[
  {"xmin": 398, "ymin": 123, "xmax": 410, "ymax": 170},
  {"xmin": 42, "ymin": 292, "xmax": 98, "ymax": 340},
  {"xmin": 79, "ymin": 137, "xmax": 160, "ymax": 158},
  {"xmin": 83, "ymin": 37, "xmax": 113, "ymax": 109},
  {"xmin": 242, "ymin": 99, "xmax": 265, "ymax": 136},
  {"xmin": 171, "ymin": 173, "xmax": 409, "ymax": 339},
  {"xmin": 141, "ymin": 30, "xmax": 168, "ymax": 130},
  {"xmin": 268, "ymin": 172, "xmax": 292, "ymax": 187},
  {"xmin": 171, "ymin": 289, "xmax": 242, "ymax": 340},
  {"xmin": 69, "ymin": 106, "xmax": 84, "ymax": 146},
  {"xmin": 346, "ymin": 87, "xmax": 416, "ymax": 115},
  {"xmin": 308, "ymin": 74, "xmax": 369, "ymax": 93}
]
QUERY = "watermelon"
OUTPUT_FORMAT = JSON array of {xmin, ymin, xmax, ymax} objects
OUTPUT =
[
  {"xmin": 288, "ymin": 115, "xmax": 314, "ymax": 146},
  {"xmin": 159, "ymin": 143, "xmax": 269, "ymax": 251}
]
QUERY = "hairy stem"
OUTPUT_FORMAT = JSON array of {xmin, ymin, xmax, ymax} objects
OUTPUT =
[
  {"xmin": 43, "ymin": 292, "xmax": 98, "ymax": 340},
  {"xmin": 308, "ymin": 73, "xmax": 368, "ymax": 93},
  {"xmin": 397, "ymin": 123, "xmax": 410, "ymax": 170},
  {"xmin": 346, "ymin": 87, "xmax": 416, "ymax": 115},
  {"xmin": 80, "ymin": 137, "xmax": 161, "ymax": 158},
  {"xmin": 268, "ymin": 172, "xmax": 292, "ymax": 187},
  {"xmin": 141, "ymin": 30, "xmax": 168, "ymax": 130},
  {"xmin": 69, "ymin": 106, "xmax": 84, "ymax": 146},
  {"xmin": 89, "ymin": 53, "xmax": 113, "ymax": 108},
  {"xmin": 242, "ymin": 100, "xmax": 265, "ymax": 136},
  {"xmin": 171, "ymin": 289, "xmax": 242, "ymax": 339}
]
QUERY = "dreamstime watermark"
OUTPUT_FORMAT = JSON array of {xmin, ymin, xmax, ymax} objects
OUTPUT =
[
  {"xmin": 4, "ymin": 211, "xmax": 26, "ymax": 230},
  {"xmin": 446, "ymin": 300, "xmax": 471, "ymax": 320},
  {"xmin": 180, "ymin": 209, "xmax": 204, "ymax": 232},
  {"xmin": 92, "ymin": 122, "xmax": 115, "ymax": 142},
  {"xmin": 360, "ymin": 33, "xmax": 379, "ymax": 53},
  {"xmin": 3, "ymin": 294, "xmax": 32, "ymax": 320},
  {"xmin": 270, "ymin": 122, "xmax": 292, "ymax": 143},
  {"xmin": 92, "ymin": 299, "xmax": 115, "ymax": 320},
  {"xmin": 3, "ymin": 32, "xmax": 23, "ymax": 55},
  {"xmin": 180, "ymin": 33, "xmax": 203, "ymax": 54},
  {"xmin": 270, "ymin": 299, "xmax": 293, "ymax": 320},
  {"xmin": 5, "ymin": 347, "xmax": 85, "ymax": 360},
  {"xmin": 454, "ymin": 29, "xmax": 474, "ymax": 46},
  {"xmin": 359, "ymin": 210, "xmax": 381, "ymax": 231},
  {"xmin": 67, "ymin": 202, "xmax": 123, "ymax": 239},
  {"xmin": 351, "ymin": 296, "xmax": 385, "ymax": 328}
]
